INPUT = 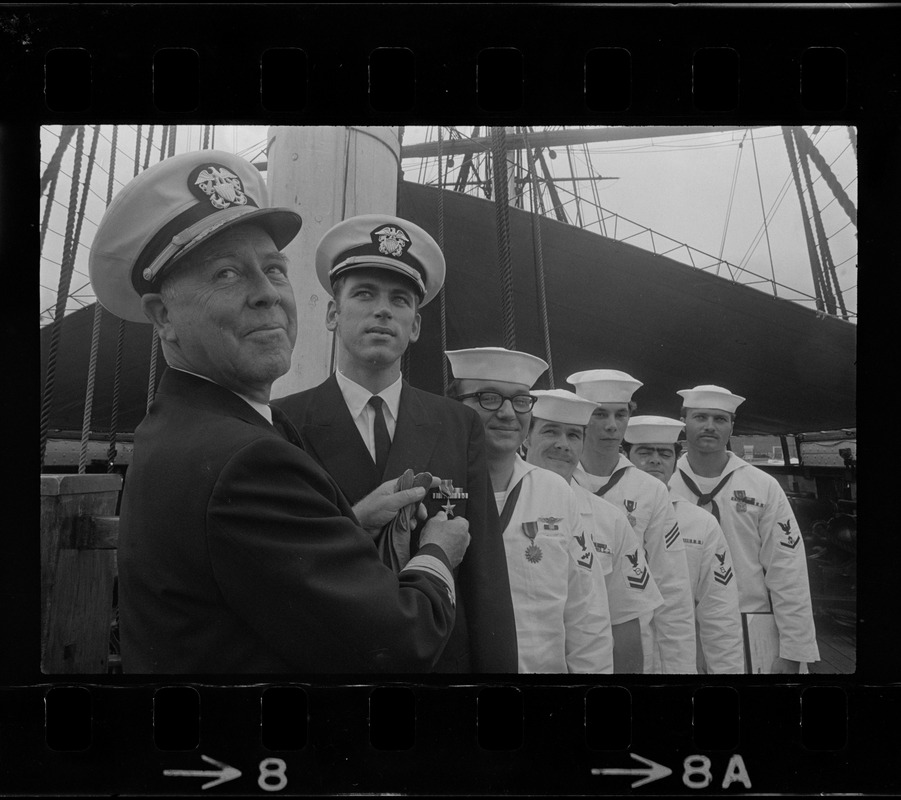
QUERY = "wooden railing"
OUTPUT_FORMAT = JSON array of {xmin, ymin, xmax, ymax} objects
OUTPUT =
[{"xmin": 40, "ymin": 474, "xmax": 122, "ymax": 674}]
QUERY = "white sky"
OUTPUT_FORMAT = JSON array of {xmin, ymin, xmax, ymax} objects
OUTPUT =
[{"xmin": 39, "ymin": 124, "xmax": 857, "ymax": 325}]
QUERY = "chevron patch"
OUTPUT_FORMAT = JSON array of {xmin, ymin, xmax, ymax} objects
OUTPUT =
[
  {"xmin": 576, "ymin": 549, "xmax": 595, "ymax": 571},
  {"xmin": 627, "ymin": 568, "xmax": 650, "ymax": 590},
  {"xmin": 779, "ymin": 535, "xmax": 801, "ymax": 550},
  {"xmin": 714, "ymin": 567, "xmax": 734, "ymax": 586},
  {"xmin": 664, "ymin": 522, "xmax": 681, "ymax": 549}
]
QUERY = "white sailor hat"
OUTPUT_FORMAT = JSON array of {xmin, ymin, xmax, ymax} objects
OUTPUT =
[
  {"xmin": 88, "ymin": 150, "xmax": 302, "ymax": 324},
  {"xmin": 624, "ymin": 415, "xmax": 685, "ymax": 444},
  {"xmin": 446, "ymin": 347, "xmax": 548, "ymax": 388},
  {"xmin": 531, "ymin": 389, "xmax": 598, "ymax": 426},
  {"xmin": 676, "ymin": 384, "xmax": 745, "ymax": 414},
  {"xmin": 315, "ymin": 214, "xmax": 445, "ymax": 307},
  {"xmin": 566, "ymin": 369, "xmax": 643, "ymax": 403}
]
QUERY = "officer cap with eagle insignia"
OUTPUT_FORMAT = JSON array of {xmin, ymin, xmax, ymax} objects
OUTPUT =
[
  {"xmin": 624, "ymin": 415, "xmax": 685, "ymax": 444},
  {"xmin": 566, "ymin": 369, "xmax": 643, "ymax": 403},
  {"xmin": 315, "ymin": 214, "xmax": 446, "ymax": 307},
  {"xmin": 531, "ymin": 389, "xmax": 598, "ymax": 426},
  {"xmin": 89, "ymin": 149, "xmax": 303, "ymax": 323},
  {"xmin": 676, "ymin": 384, "xmax": 746, "ymax": 414},
  {"xmin": 445, "ymin": 347, "xmax": 548, "ymax": 388}
]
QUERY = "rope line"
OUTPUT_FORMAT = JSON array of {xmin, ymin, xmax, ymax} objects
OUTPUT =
[
  {"xmin": 522, "ymin": 127, "xmax": 554, "ymax": 388},
  {"xmin": 782, "ymin": 127, "xmax": 826, "ymax": 312},
  {"xmin": 794, "ymin": 126, "xmax": 857, "ymax": 229},
  {"xmin": 437, "ymin": 125, "xmax": 449, "ymax": 391},
  {"xmin": 490, "ymin": 127, "xmax": 517, "ymax": 350},
  {"xmin": 40, "ymin": 125, "xmax": 77, "ymax": 196},
  {"xmin": 40, "ymin": 125, "xmax": 86, "ymax": 467},
  {"xmin": 749, "ymin": 129, "xmax": 778, "ymax": 297}
]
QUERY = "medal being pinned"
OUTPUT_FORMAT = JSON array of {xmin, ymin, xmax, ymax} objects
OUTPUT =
[{"xmin": 432, "ymin": 479, "xmax": 468, "ymax": 518}]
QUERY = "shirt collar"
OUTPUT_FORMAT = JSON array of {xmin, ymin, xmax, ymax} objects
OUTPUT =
[{"xmin": 335, "ymin": 369, "xmax": 403, "ymax": 422}]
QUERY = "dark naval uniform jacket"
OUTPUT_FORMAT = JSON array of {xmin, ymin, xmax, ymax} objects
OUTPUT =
[
  {"xmin": 273, "ymin": 373, "xmax": 518, "ymax": 673},
  {"xmin": 118, "ymin": 368, "xmax": 456, "ymax": 674}
]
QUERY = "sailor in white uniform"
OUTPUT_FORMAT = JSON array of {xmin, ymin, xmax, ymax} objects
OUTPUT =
[
  {"xmin": 525, "ymin": 390, "xmax": 664, "ymax": 673},
  {"xmin": 668, "ymin": 385, "xmax": 819, "ymax": 673},
  {"xmin": 625, "ymin": 415, "xmax": 744, "ymax": 674},
  {"xmin": 568, "ymin": 369, "xmax": 697, "ymax": 674},
  {"xmin": 446, "ymin": 348, "xmax": 613, "ymax": 674}
]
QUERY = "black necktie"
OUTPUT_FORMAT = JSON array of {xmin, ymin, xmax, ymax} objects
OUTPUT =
[
  {"xmin": 593, "ymin": 466, "xmax": 628, "ymax": 498},
  {"xmin": 270, "ymin": 405, "xmax": 304, "ymax": 449},
  {"xmin": 368, "ymin": 395, "xmax": 391, "ymax": 476},
  {"xmin": 678, "ymin": 469, "xmax": 732, "ymax": 523}
]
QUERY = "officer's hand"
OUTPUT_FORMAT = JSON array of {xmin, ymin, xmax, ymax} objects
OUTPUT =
[
  {"xmin": 419, "ymin": 511, "xmax": 470, "ymax": 569},
  {"xmin": 770, "ymin": 656, "xmax": 801, "ymax": 674},
  {"xmin": 352, "ymin": 477, "xmax": 439, "ymax": 535}
]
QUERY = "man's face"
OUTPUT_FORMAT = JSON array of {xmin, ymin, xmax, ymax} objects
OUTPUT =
[
  {"xmin": 457, "ymin": 378, "xmax": 532, "ymax": 460},
  {"xmin": 525, "ymin": 418, "xmax": 584, "ymax": 481},
  {"xmin": 327, "ymin": 268, "xmax": 421, "ymax": 371},
  {"xmin": 152, "ymin": 223, "xmax": 297, "ymax": 399},
  {"xmin": 683, "ymin": 407, "xmax": 734, "ymax": 454},
  {"xmin": 628, "ymin": 442, "xmax": 677, "ymax": 484},
  {"xmin": 585, "ymin": 402, "xmax": 631, "ymax": 449}
]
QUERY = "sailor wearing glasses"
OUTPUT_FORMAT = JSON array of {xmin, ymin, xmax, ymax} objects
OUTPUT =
[{"xmin": 446, "ymin": 347, "xmax": 614, "ymax": 674}]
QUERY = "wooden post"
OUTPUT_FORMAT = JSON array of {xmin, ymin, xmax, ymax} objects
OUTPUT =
[{"xmin": 40, "ymin": 473, "xmax": 122, "ymax": 674}]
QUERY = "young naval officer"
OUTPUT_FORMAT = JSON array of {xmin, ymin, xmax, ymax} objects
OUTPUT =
[
  {"xmin": 668, "ymin": 385, "xmax": 819, "ymax": 673},
  {"xmin": 446, "ymin": 348, "xmax": 614, "ymax": 674},
  {"xmin": 88, "ymin": 150, "xmax": 471, "ymax": 673},
  {"xmin": 625, "ymin": 415, "xmax": 744, "ymax": 674},
  {"xmin": 568, "ymin": 369, "xmax": 697, "ymax": 674},
  {"xmin": 524, "ymin": 390, "xmax": 664, "ymax": 673},
  {"xmin": 273, "ymin": 215, "xmax": 517, "ymax": 673}
]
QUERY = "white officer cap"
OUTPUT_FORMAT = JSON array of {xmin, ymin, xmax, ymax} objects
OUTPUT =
[
  {"xmin": 446, "ymin": 347, "xmax": 548, "ymax": 388},
  {"xmin": 89, "ymin": 149, "xmax": 303, "ymax": 323},
  {"xmin": 566, "ymin": 369, "xmax": 643, "ymax": 403},
  {"xmin": 624, "ymin": 415, "xmax": 685, "ymax": 444},
  {"xmin": 531, "ymin": 389, "xmax": 598, "ymax": 426},
  {"xmin": 316, "ymin": 214, "xmax": 446, "ymax": 306},
  {"xmin": 676, "ymin": 384, "xmax": 745, "ymax": 413}
]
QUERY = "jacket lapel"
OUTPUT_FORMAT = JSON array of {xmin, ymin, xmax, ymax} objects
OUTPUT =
[
  {"xmin": 384, "ymin": 383, "xmax": 442, "ymax": 478},
  {"xmin": 300, "ymin": 374, "xmax": 380, "ymax": 503}
]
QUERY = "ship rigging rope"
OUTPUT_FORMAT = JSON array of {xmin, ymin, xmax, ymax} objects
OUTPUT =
[
  {"xmin": 717, "ymin": 131, "xmax": 746, "ymax": 265},
  {"xmin": 797, "ymin": 131, "xmax": 847, "ymax": 320},
  {"xmin": 794, "ymin": 126, "xmax": 857, "ymax": 230},
  {"xmin": 56, "ymin": 123, "xmax": 100, "ymax": 468},
  {"xmin": 749, "ymin": 129, "xmax": 779, "ymax": 297},
  {"xmin": 40, "ymin": 125, "xmax": 87, "ymax": 468},
  {"xmin": 40, "ymin": 125, "xmax": 76, "ymax": 196},
  {"xmin": 79, "ymin": 125, "xmax": 119, "ymax": 474},
  {"xmin": 523, "ymin": 127, "xmax": 555, "ymax": 389},
  {"xmin": 490, "ymin": 126, "xmax": 517, "ymax": 350},
  {"xmin": 437, "ymin": 125, "xmax": 449, "ymax": 390}
]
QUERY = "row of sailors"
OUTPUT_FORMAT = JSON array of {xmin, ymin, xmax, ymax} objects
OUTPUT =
[
  {"xmin": 92, "ymin": 149, "xmax": 818, "ymax": 674},
  {"xmin": 445, "ymin": 350, "xmax": 818, "ymax": 674}
]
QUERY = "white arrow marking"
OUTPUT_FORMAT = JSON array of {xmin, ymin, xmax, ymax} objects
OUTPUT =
[
  {"xmin": 163, "ymin": 754, "xmax": 242, "ymax": 790},
  {"xmin": 591, "ymin": 752, "xmax": 672, "ymax": 788}
]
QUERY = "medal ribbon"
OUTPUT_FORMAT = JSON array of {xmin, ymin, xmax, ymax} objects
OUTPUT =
[
  {"xmin": 593, "ymin": 466, "xmax": 629, "ymax": 498},
  {"xmin": 498, "ymin": 478, "xmax": 525, "ymax": 533},
  {"xmin": 678, "ymin": 469, "xmax": 733, "ymax": 523}
]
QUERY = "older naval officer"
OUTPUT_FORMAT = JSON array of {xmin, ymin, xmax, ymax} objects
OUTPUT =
[{"xmin": 88, "ymin": 149, "xmax": 470, "ymax": 673}]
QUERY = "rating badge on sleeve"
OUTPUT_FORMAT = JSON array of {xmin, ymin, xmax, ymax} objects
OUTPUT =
[
  {"xmin": 713, "ymin": 550, "xmax": 734, "ymax": 585},
  {"xmin": 777, "ymin": 519, "xmax": 800, "ymax": 549},
  {"xmin": 625, "ymin": 548, "xmax": 650, "ymax": 590}
]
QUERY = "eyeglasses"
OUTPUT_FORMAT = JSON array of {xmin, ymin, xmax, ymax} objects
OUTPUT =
[{"xmin": 456, "ymin": 392, "xmax": 537, "ymax": 414}]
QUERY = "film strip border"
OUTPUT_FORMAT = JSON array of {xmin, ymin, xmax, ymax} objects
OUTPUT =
[
  {"xmin": 1, "ymin": 4, "xmax": 898, "ymax": 119},
  {"xmin": 2, "ymin": 683, "xmax": 898, "ymax": 794}
]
